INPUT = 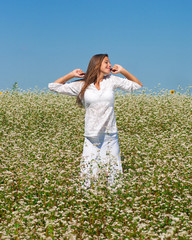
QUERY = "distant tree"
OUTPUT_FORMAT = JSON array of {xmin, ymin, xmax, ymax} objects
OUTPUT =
[{"xmin": 12, "ymin": 82, "xmax": 19, "ymax": 91}]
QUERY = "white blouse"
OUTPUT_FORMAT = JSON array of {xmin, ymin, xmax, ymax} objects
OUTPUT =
[{"xmin": 48, "ymin": 74, "xmax": 141, "ymax": 137}]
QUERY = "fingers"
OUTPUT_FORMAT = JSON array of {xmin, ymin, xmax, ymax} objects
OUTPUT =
[
  {"xmin": 75, "ymin": 69, "xmax": 85, "ymax": 77},
  {"xmin": 110, "ymin": 64, "xmax": 123, "ymax": 74},
  {"xmin": 110, "ymin": 64, "xmax": 120, "ymax": 74},
  {"xmin": 79, "ymin": 69, "xmax": 85, "ymax": 75},
  {"xmin": 78, "ymin": 73, "xmax": 85, "ymax": 77},
  {"xmin": 78, "ymin": 71, "xmax": 85, "ymax": 77}
]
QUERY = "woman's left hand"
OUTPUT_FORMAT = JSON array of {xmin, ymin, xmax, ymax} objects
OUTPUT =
[{"xmin": 110, "ymin": 64, "xmax": 123, "ymax": 74}]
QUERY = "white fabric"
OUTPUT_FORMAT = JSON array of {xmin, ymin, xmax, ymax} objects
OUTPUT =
[
  {"xmin": 48, "ymin": 74, "xmax": 141, "ymax": 137},
  {"xmin": 48, "ymin": 75, "xmax": 141, "ymax": 189},
  {"xmin": 80, "ymin": 133, "xmax": 122, "ymax": 189}
]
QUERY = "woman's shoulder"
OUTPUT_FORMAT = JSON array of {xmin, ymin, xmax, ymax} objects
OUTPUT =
[
  {"xmin": 104, "ymin": 74, "xmax": 116, "ymax": 82},
  {"xmin": 103, "ymin": 74, "xmax": 118, "ymax": 85},
  {"xmin": 104, "ymin": 74, "xmax": 113, "ymax": 79}
]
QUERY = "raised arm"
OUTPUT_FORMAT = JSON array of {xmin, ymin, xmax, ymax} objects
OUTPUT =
[
  {"xmin": 111, "ymin": 64, "xmax": 143, "ymax": 87},
  {"xmin": 54, "ymin": 69, "xmax": 85, "ymax": 84},
  {"xmin": 48, "ymin": 69, "xmax": 85, "ymax": 96}
]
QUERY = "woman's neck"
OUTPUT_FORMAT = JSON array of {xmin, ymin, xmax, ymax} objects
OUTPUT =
[{"xmin": 96, "ymin": 73, "xmax": 105, "ymax": 84}]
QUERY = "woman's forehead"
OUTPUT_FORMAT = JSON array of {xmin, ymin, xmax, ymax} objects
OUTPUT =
[{"xmin": 103, "ymin": 56, "xmax": 110, "ymax": 61}]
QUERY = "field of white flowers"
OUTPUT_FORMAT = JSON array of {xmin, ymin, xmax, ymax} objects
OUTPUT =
[{"xmin": 0, "ymin": 88, "xmax": 191, "ymax": 239}]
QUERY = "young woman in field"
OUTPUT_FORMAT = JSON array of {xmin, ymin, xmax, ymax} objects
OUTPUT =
[{"xmin": 48, "ymin": 54, "xmax": 143, "ymax": 189}]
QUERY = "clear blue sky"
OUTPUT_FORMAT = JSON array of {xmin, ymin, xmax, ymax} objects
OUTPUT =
[{"xmin": 0, "ymin": 0, "xmax": 191, "ymax": 92}]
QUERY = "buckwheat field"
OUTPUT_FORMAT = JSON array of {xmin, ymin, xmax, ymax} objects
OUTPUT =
[{"xmin": 0, "ymin": 88, "xmax": 191, "ymax": 239}]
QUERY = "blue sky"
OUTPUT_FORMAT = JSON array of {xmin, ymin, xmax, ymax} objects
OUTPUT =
[{"xmin": 0, "ymin": 0, "xmax": 191, "ymax": 92}]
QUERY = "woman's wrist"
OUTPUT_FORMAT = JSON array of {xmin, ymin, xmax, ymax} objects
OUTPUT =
[
  {"xmin": 120, "ymin": 67, "xmax": 128, "ymax": 76},
  {"xmin": 68, "ymin": 71, "xmax": 76, "ymax": 79}
]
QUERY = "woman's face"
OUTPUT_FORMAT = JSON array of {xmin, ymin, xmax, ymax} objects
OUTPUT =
[{"xmin": 100, "ymin": 57, "xmax": 112, "ymax": 75}]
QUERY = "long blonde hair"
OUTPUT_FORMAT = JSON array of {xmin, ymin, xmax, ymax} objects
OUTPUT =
[{"xmin": 77, "ymin": 54, "xmax": 108, "ymax": 105}]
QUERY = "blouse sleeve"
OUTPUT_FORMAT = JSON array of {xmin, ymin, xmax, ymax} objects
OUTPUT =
[
  {"xmin": 111, "ymin": 75, "xmax": 142, "ymax": 92},
  {"xmin": 48, "ymin": 81, "xmax": 83, "ymax": 96}
]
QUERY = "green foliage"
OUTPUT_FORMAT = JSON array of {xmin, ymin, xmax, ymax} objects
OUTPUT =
[
  {"xmin": 12, "ymin": 82, "xmax": 19, "ymax": 91},
  {"xmin": 0, "ymin": 90, "xmax": 191, "ymax": 239}
]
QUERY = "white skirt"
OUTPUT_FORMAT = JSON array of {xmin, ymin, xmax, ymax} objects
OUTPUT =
[{"xmin": 80, "ymin": 133, "xmax": 123, "ymax": 189}]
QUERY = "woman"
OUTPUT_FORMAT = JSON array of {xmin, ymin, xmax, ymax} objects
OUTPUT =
[{"xmin": 48, "ymin": 54, "xmax": 143, "ymax": 189}]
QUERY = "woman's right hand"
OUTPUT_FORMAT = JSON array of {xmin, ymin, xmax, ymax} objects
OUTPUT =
[{"xmin": 72, "ymin": 69, "xmax": 85, "ymax": 78}]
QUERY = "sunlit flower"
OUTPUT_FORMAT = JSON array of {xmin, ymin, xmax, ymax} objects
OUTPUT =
[
  {"xmin": 170, "ymin": 90, "xmax": 175, "ymax": 94},
  {"xmin": 0, "ymin": 91, "xmax": 2, "ymax": 95}
]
